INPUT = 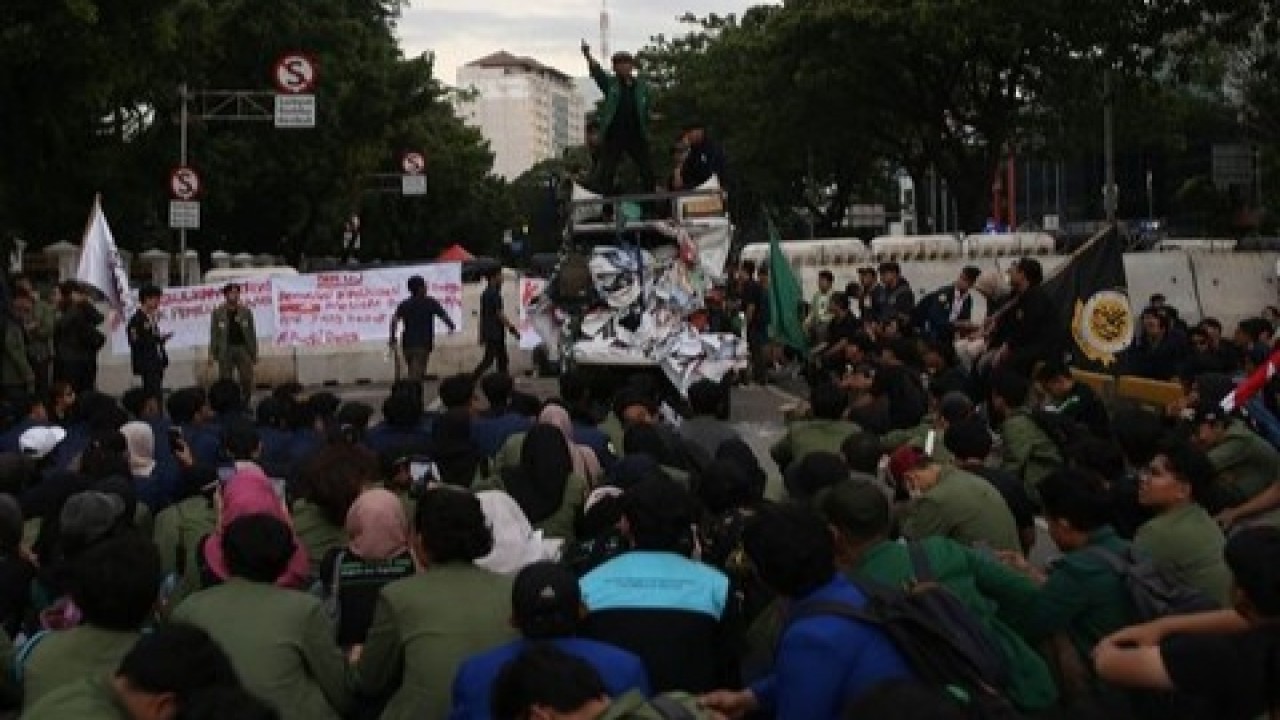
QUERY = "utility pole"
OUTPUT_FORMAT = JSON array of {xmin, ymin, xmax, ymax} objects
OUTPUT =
[
  {"xmin": 600, "ymin": 0, "xmax": 610, "ymax": 61},
  {"xmin": 1103, "ymin": 70, "xmax": 1118, "ymax": 224},
  {"xmin": 178, "ymin": 83, "xmax": 190, "ymax": 285}
]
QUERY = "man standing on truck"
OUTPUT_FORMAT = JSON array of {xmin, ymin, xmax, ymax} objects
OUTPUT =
[{"xmin": 582, "ymin": 41, "xmax": 654, "ymax": 195}]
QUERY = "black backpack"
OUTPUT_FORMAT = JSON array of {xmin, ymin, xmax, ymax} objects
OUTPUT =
[
  {"xmin": 1083, "ymin": 546, "xmax": 1220, "ymax": 622},
  {"xmin": 788, "ymin": 543, "xmax": 1018, "ymax": 717},
  {"xmin": 790, "ymin": 543, "xmax": 1020, "ymax": 720}
]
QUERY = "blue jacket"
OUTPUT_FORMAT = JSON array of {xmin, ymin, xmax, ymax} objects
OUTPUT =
[
  {"xmin": 470, "ymin": 411, "xmax": 531, "ymax": 458},
  {"xmin": 363, "ymin": 423, "xmax": 431, "ymax": 459},
  {"xmin": 573, "ymin": 421, "xmax": 616, "ymax": 469},
  {"xmin": 450, "ymin": 637, "xmax": 650, "ymax": 719},
  {"xmin": 749, "ymin": 575, "xmax": 913, "ymax": 719}
]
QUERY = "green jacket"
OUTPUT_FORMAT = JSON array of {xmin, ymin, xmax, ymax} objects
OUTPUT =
[
  {"xmin": 22, "ymin": 676, "xmax": 126, "ymax": 720},
  {"xmin": 152, "ymin": 496, "xmax": 216, "ymax": 577},
  {"xmin": 854, "ymin": 538, "xmax": 1056, "ymax": 711},
  {"xmin": 151, "ymin": 495, "xmax": 217, "ymax": 612},
  {"xmin": 590, "ymin": 62, "xmax": 652, "ymax": 140},
  {"xmin": 475, "ymin": 472, "xmax": 587, "ymax": 543},
  {"xmin": 1134, "ymin": 504, "xmax": 1232, "ymax": 607},
  {"xmin": 1018, "ymin": 526, "xmax": 1136, "ymax": 663},
  {"xmin": 173, "ymin": 579, "xmax": 350, "ymax": 720},
  {"xmin": 770, "ymin": 418, "xmax": 862, "ymax": 471},
  {"xmin": 355, "ymin": 563, "xmax": 517, "ymax": 720},
  {"xmin": 26, "ymin": 299, "xmax": 55, "ymax": 363},
  {"xmin": 600, "ymin": 412, "xmax": 625, "ymax": 458},
  {"xmin": 291, "ymin": 500, "xmax": 347, "ymax": 572},
  {"xmin": 998, "ymin": 410, "xmax": 1063, "ymax": 504},
  {"xmin": 900, "ymin": 465, "xmax": 1022, "ymax": 553},
  {"xmin": 21, "ymin": 626, "xmax": 139, "ymax": 712},
  {"xmin": 0, "ymin": 317, "xmax": 32, "ymax": 391},
  {"xmin": 208, "ymin": 303, "xmax": 258, "ymax": 363},
  {"xmin": 1206, "ymin": 420, "xmax": 1279, "ymax": 509}
]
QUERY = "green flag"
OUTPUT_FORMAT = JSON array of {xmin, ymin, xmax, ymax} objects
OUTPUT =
[{"xmin": 765, "ymin": 217, "xmax": 808, "ymax": 353}]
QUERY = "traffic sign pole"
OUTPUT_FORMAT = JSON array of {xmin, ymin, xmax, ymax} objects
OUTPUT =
[{"xmin": 179, "ymin": 83, "xmax": 189, "ymax": 285}]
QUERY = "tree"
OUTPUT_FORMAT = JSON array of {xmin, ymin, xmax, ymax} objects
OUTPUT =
[
  {"xmin": 0, "ymin": 0, "xmax": 514, "ymax": 269},
  {"xmin": 641, "ymin": 0, "xmax": 1271, "ymax": 233}
]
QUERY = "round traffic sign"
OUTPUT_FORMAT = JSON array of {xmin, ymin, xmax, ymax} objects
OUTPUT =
[
  {"xmin": 401, "ymin": 151, "xmax": 426, "ymax": 175},
  {"xmin": 169, "ymin": 166, "xmax": 202, "ymax": 200},
  {"xmin": 273, "ymin": 53, "xmax": 319, "ymax": 94}
]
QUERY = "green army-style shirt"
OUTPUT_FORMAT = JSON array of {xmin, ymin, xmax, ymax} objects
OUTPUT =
[
  {"xmin": 173, "ymin": 579, "xmax": 350, "ymax": 720},
  {"xmin": 21, "ymin": 626, "xmax": 139, "ymax": 712},
  {"xmin": 998, "ymin": 409, "xmax": 1064, "ymax": 504},
  {"xmin": 1206, "ymin": 420, "xmax": 1280, "ymax": 510},
  {"xmin": 901, "ymin": 465, "xmax": 1022, "ymax": 553},
  {"xmin": 22, "ymin": 676, "xmax": 126, "ymax": 720},
  {"xmin": 355, "ymin": 562, "xmax": 516, "ymax": 720},
  {"xmin": 1134, "ymin": 504, "xmax": 1232, "ymax": 607},
  {"xmin": 770, "ymin": 418, "xmax": 862, "ymax": 470}
]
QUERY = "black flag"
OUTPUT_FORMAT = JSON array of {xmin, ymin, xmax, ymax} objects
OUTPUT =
[{"xmin": 1041, "ymin": 226, "xmax": 1132, "ymax": 372}]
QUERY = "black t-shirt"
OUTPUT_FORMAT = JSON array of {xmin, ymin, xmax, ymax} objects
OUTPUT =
[
  {"xmin": 320, "ymin": 548, "xmax": 416, "ymax": 647},
  {"xmin": 610, "ymin": 79, "xmax": 640, "ymax": 140},
  {"xmin": 227, "ymin": 308, "xmax": 247, "ymax": 346},
  {"xmin": 870, "ymin": 365, "xmax": 927, "ymax": 430},
  {"xmin": 395, "ymin": 295, "xmax": 448, "ymax": 350},
  {"xmin": 480, "ymin": 285, "xmax": 504, "ymax": 342},
  {"xmin": 741, "ymin": 281, "xmax": 767, "ymax": 333},
  {"xmin": 1162, "ymin": 626, "xmax": 1280, "ymax": 720},
  {"xmin": 826, "ymin": 313, "xmax": 861, "ymax": 346}
]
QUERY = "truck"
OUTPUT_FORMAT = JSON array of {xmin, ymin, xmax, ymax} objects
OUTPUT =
[{"xmin": 528, "ymin": 178, "xmax": 746, "ymax": 413}]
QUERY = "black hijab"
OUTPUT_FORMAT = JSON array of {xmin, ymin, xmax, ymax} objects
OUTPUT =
[{"xmin": 502, "ymin": 424, "xmax": 572, "ymax": 525}]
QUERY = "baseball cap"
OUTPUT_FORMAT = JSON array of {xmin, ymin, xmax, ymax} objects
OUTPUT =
[
  {"xmin": 888, "ymin": 445, "xmax": 927, "ymax": 483},
  {"xmin": 512, "ymin": 561, "xmax": 581, "ymax": 639},
  {"xmin": 59, "ymin": 491, "xmax": 125, "ymax": 543},
  {"xmin": 20, "ymin": 426, "xmax": 67, "ymax": 460}
]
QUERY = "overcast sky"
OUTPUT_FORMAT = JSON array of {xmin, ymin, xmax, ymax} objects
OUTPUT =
[{"xmin": 397, "ymin": 0, "xmax": 766, "ymax": 85}]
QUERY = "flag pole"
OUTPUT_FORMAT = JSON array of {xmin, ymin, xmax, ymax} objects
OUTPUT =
[{"xmin": 76, "ymin": 193, "xmax": 103, "ymax": 276}]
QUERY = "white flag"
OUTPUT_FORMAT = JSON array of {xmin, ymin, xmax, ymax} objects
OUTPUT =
[{"xmin": 76, "ymin": 195, "xmax": 133, "ymax": 314}]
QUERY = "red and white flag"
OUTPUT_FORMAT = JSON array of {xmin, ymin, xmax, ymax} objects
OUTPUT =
[{"xmin": 1220, "ymin": 347, "xmax": 1280, "ymax": 412}]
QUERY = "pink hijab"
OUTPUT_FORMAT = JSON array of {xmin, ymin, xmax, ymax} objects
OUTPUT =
[
  {"xmin": 203, "ymin": 467, "xmax": 311, "ymax": 589},
  {"xmin": 538, "ymin": 405, "xmax": 602, "ymax": 483},
  {"xmin": 346, "ymin": 488, "xmax": 409, "ymax": 560}
]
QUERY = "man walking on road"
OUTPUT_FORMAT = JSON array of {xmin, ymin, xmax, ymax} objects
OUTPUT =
[
  {"xmin": 390, "ymin": 275, "xmax": 455, "ymax": 383},
  {"xmin": 208, "ymin": 283, "xmax": 257, "ymax": 402},
  {"xmin": 582, "ymin": 41, "xmax": 654, "ymax": 195},
  {"xmin": 474, "ymin": 268, "xmax": 519, "ymax": 379}
]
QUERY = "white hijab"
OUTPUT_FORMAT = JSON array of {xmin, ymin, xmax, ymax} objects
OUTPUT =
[{"xmin": 474, "ymin": 490, "xmax": 562, "ymax": 575}]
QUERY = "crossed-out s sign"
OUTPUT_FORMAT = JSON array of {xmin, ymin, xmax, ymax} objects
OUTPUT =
[
  {"xmin": 169, "ymin": 166, "xmax": 202, "ymax": 200},
  {"xmin": 274, "ymin": 53, "xmax": 319, "ymax": 94},
  {"xmin": 402, "ymin": 152, "xmax": 426, "ymax": 175}
]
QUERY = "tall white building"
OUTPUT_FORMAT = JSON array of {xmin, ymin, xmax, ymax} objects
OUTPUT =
[{"xmin": 456, "ymin": 52, "xmax": 585, "ymax": 180}]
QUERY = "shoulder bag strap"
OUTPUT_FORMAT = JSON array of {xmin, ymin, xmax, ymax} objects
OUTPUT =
[{"xmin": 906, "ymin": 540, "xmax": 935, "ymax": 584}]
